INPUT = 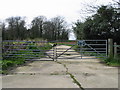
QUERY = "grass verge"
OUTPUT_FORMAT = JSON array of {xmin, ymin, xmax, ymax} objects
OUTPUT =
[{"xmin": 103, "ymin": 55, "xmax": 120, "ymax": 66}]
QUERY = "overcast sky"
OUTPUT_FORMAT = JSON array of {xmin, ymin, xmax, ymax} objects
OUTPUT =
[{"xmin": 0, "ymin": 0, "xmax": 114, "ymax": 40}]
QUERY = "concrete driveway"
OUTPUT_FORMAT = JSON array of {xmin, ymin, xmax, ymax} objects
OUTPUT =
[{"xmin": 2, "ymin": 45, "xmax": 118, "ymax": 89}]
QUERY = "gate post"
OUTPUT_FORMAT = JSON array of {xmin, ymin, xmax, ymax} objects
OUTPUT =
[
  {"xmin": 0, "ymin": 25, "xmax": 2, "ymax": 90},
  {"xmin": 0, "ymin": 27, "xmax": 2, "ymax": 60},
  {"xmin": 114, "ymin": 42, "xmax": 117, "ymax": 58},
  {"xmin": 108, "ymin": 39, "xmax": 113, "ymax": 58},
  {"xmin": 54, "ymin": 47, "xmax": 57, "ymax": 61},
  {"xmin": 53, "ymin": 46, "xmax": 57, "ymax": 61},
  {"xmin": 53, "ymin": 47, "xmax": 55, "ymax": 61},
  {"xmin": 80, "ymin": 46, "xmax": 83, "ymax": 59}
]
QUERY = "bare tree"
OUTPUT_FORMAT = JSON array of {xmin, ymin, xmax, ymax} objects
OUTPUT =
[
  {"xmin": 6, "ymin": 16, "xmax": 27, "ymax": 40},
  {"xmin": 31, "ymin": 16, "xmax": 47, "ymax": 38}
]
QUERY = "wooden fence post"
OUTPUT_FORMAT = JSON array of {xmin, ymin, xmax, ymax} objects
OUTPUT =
[
  {"xmin": 108, "ymin": 39, "xmax": 113, "ymax": 58},
  {"xmin": 114, "ymin": 42, "xmax": 117, "ymax": 58}
]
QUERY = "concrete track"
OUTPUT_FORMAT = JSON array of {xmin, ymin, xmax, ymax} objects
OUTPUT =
[{"xmin": 2, "ymin": 45, "xmax": 118, "ymax": 88}]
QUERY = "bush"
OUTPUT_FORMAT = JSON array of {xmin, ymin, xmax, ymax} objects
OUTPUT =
[
  {"xmin": 2, "ymin": 60, "xmax": 15, "ymax": 70},
  {"xmin": 104, "ymin": 55, "xmax": 120, "ymax": 66},
  {"xmin": 13, "ymin": 59, "xmax": 25, "ymax": 65}
]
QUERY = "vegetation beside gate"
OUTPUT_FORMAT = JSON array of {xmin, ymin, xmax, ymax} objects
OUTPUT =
[
  {"xmin": 103, "ymin": 55, "xmax": 120, "ymax": 66},
  {"xmin": 1, "ymin": 40, "xmax": 52, "ymax": 74}
]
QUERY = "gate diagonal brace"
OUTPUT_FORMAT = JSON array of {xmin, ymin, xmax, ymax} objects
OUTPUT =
[
  {"xmin": 44, "ymin": 53, "xmax": 54, "ymax": 60},
  {"xmin": 56, "ymin": 45, "xmax": 75, "ymax": 58},
  {"xmin": 78, "ymin": 40, "xmax": 101, "ymax": 55},
  {"xmin": 86, "ymin": 44, "xmax": 101, "ymax": 55}
]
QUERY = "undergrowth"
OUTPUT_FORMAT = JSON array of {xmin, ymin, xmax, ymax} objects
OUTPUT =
[
  {"xmin": 103, "ymin": 55, "xmax": 120, "ymax": 66},
  {"xmin": 1, "ymin": 41, "xmax": 52, "ymax": 74}
]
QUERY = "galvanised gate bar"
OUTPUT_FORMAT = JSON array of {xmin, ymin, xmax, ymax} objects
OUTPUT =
[
  {"xmin": 54, "ymin": 40, "xmax": 107, "ymax": 60},
  {"xmin": 2, "ymin": 40, "xmax": 54, "ymax": 61},
  {"xmin": 2, "ymin": 40, "xmax": 108, "ymax": 61}
]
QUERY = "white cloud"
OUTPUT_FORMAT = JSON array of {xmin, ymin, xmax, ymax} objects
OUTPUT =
[
  {"xmin": 0, "ymin": 0, "xmax": 114, "ymax": 22},
  {"xmin": 0, "ymin": 0, "xmax": 114, "ymax": 40}
]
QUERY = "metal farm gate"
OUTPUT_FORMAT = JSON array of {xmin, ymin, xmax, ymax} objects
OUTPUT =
[
  {"xmin": 2, "ymin": 40, "xmax": 108, "ymax": 61},
  {"xmin": 53, "ymin": 40, "xmax": 107, "ymax": 60},
  {"xmin": 2, "ymin": 40, "xmax": 54, "ymax": 61}
]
